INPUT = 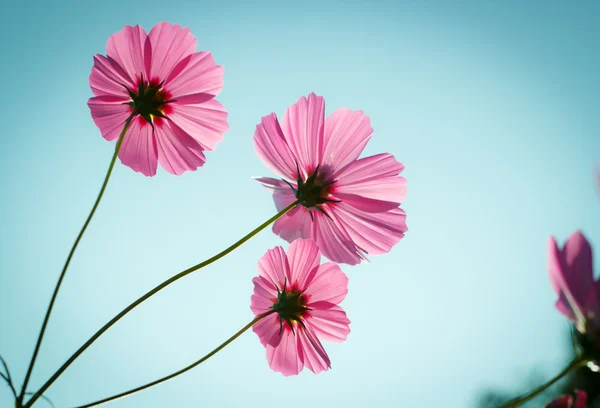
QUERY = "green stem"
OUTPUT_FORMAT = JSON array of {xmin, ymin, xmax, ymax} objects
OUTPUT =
[
  {"xmin": 497, "ymin": 355, "xmax": 588, "ymax": 408},
  {"xmin": 25, "ymin": 200, "xmax": 299, "ymax": 408},
  {"xmin": 72, "ymin": 310, "xmax": 276, "ymax": 408},
  {"xmin": 19, "ymin": 118, "xmax": 132, "ymax": 405},
  {"xmin": 0, "ymin": 354, "xmax": 17, "ymax": 400}
]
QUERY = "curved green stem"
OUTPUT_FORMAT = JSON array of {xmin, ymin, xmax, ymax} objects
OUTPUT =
[
  {"xmin": 497, "ymin": 355, "xmax": 588, "ymax": 408},
  {"xmin": 25, "ymin": 200, "xmax": 299, "ymax": 408},
  {"xmin": 24, "ymin": 393, "xmax": 55, "ymax": 408},
  {"xmin": 72, "ymin": 310, "xmax": 275, "ymax": 408},
  {"xmin": 0, "ymin": 354, "xmax": 17, "ymax": 400},
  {"xmin": 19, "ymin": 118, "xmax": 132, "ymax": 405}
]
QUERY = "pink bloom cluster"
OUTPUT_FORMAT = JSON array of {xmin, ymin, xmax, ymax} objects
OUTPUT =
[
  {"xmin": 88, "ymin": 20, "xmax": 600, "ymax": 394},
  {"xmin": 59, "ymin": 18, "xmax": 600, "ymax": 405},
  {"xmin": 249, "ymin": 94, "xmax": 408, "ymax": 373},
  {"xmin": 88, "ymin": 24, "xmax": 408, "ymax": 377}
]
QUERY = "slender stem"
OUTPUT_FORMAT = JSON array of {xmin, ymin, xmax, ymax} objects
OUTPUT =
[
  {"xmin": 19, "ymin": 118, "xmax": 132, "ymax": 404},
  {"xmin": 497, "ymin": 355, "xmax": 588, "ymax": 408},
  {"xmin": 25, "ymin": 393, "xmax": 55, "ymax": 408},
  {"xmin": 1, "ymin": 373, "xmax": 17, "ymax": 400},
  {"xmin": 73, "ymin": 310, "xmax": 275, "ymax": 408},
  {"xmin": 25, "ymin": 200, "xmax": 299, "ymax": 408},
  {"xmin": 0, "ymin": 354, "xmax": 17, "ymax": 399}
]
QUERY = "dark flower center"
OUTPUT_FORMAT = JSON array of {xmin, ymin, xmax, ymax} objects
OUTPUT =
[
  {"xmin": 284, "ymin": 164, "xmax": 340, "ymax": 220},
  {"xmin": 125, "ymin": 78, "xmax": 172, "ymax": 126},
  {"xmin": 271, "ymin": 280, "xmax": 309, "ymax": 335}
]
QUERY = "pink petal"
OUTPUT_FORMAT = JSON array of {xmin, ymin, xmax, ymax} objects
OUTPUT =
[
  {"xmin": 548, "ymin": 237, "xmax": 566, "ymax": 297},
  {"xmin": 146, "ymin": 22, "xmax": 197, "ymax": 83},
  {"xmin": 564, "ymin": 231, "xmax": 595, "ymax": 300},
  {"xmin": 545, "ymin": 391, "xmax": 587, "ymax": 408},
  {"xmin": 252, "ymin": 313, "xmax": 281, "ymax": 347},
  {"xmin": 105, "ymin": 25, "xmax": 147, "ymax": 86},
  {"xmin": 335, "ymin": 204, "xmax": 407, "ymax": 256},
  {"xmin": 253, "ymin": 113, "xmax": 298, "ymax": 180},
  {"xmin": 322, "ymin": 107, "xmax": 373, "ymax": 171},
  {"xmin": 312, "ymin": 210, "xmax": 364, "ymax": 265},
  {"xmin": 307, "ymin": 306, "xmax": 351, "ymax": 343},
  {"xmin": 272, "ymin": 206, "xmax": 313, "ymax": 243},
  {"xmin": 337, "ymin": 153, "xmax": 404, "ymax": 182},
  {"xmin": 573, "ymin": 390, "xmax": 588, "ymax": 408},
  {"xmin": 545, "ymin": 396, "xmax": 573, "ymax": 408},
  {"xmin": 87, "ymin": 96, "xmax": 132, "ymax": 141},
  {"xmin": 335, "ymin": 153, "xmax": 407, "ymax": 212},
  {"xmin": 173, "ymin": 94, "xmax": 215, "ymax": 105},
  {"xmin": 250, "ymin": 276, "xmax": 278, "ymax": 316},
  {"xmin": 297, "ymin": 326, "xmax": 331, "ymax": 374},
  {"xmin": 304, "ymin": 262, "xmax": 348, "ymax": 305},
  {"xmin": 250, "ymin": 294, "xmax": 274, "ymax": 316},
  {"xmin": 164, "ymin": 52, "xmax": 224, "ymax": 98},
  {"xmin": 252, "ymin": 276, "xmax": 277, "ymax": 301},
  {"xmin": 89, "ymin": 55, "xmax": 134, "ymax": 97},
  {"xmin": 596, "ymin": 280, "xmax": 600, "ymax": 324},
  {"xmin": 253, "ymin": 177, "xmax": 297, "ymax": 212},
  {"xmin": 118, "ymin": 117, "xmax": 158, "ymax": 176},
  {"xmin": 257, "ymin": 246, "xmax": 291, "ymax": 291},
  {"xmin": 555, "ymin": 299, "xmax": 571, "ymax": 317},
  {"xmin": 169, "ymin": 98, "xmax": 228, "ymax": 151},
  {"xmin": 266, "ymin": 327, "xmax": 303, "ymax": 376},
  {"xmin": 155, "ymin": 120, "xmax": 206, "ymax": 175},
  {"xmin": 548, "ymin": 232, "xmax": 595, "ymax": 329},
  {"xmin": 279, "ymin": 93, "xmax": 325, "ymax": 173},
  {"xmin": 548, "ymin": 237, "xmax": 577, "ymax": 322},
  {"xmin": 254, "ymin": 177, "xmax": 290, "ymax": 193},
  {"xmin": 286, "ymin": 238, "xmax": 321, "ymax": 288}
]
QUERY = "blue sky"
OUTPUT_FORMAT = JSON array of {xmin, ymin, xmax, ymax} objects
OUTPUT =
[{"xmin": 1, "ymin": 1, "xmax": 599, "ymax": 407}]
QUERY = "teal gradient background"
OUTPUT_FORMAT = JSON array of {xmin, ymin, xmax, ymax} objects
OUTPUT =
[{"xmin": 1, "ymin": 0, "xmax": 599, "ymax": 407}]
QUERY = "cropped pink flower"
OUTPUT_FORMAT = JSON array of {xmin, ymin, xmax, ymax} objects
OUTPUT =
[
  {"xmin": 250, "ymin": 238, "xmax": 351, "ymax": 376},
  {"xmin": 545, "ymin": 390, "xmax": 587, "ymax": 408},
  {"xmin": 88, "ymin": 22, "xmax": 228, "ymax": 176},
  {"xmin": 548, "ymin": 231, "xmax": 600, "ymax": 334},
  {"xmin": 254, "ymin": 93, "xmax": 407, "ymax": 265}
]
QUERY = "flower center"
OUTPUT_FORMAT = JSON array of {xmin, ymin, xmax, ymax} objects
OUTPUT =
[
  {"xmin": 284, "ymin": 165, "xmax": 340, "ymax": 218},
  {"xmin": 271, "ymin": 280, "xmax": 309, "ymax": 334},
  {"xmin": 126, "ymin": 78, "xmax": 172, "ymax": 125}
]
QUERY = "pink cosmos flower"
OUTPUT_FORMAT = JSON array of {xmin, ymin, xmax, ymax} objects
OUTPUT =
[
  {"xmin": 548, "ymin": 231, "xmax": 600, "ymax": 334},
  {"xmin": 88, "ymin": 22, "xmax": 228, "ymax": 176},
  {"xmin": 253, "ymin": 93, "xmax": 407, "ymax": 265},
  {"xmin": 250, "ymin": 238, "xmax": 351, "ymax": 376},
  {"xmin": 545, "ymin": 390, "xmax": 587, "ymax": 408}
]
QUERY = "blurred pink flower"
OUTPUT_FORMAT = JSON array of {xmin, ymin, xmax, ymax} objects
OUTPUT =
[
  {"xmin": 250, "ymin": 238, "xmax": 350, "ymax": 376},
  {"xmin": 88, "ymin": 22, "xmax": 228, "ymax": 176},
  {"xmin": 254, "ymin": 93, "xmax": 407, "ymax": 265},
  {"xmin": 545, "ymin": 390, "xmax": 587, "ymax": 408},
  {"xmin": 548, "ymin": 231, "xmax": 600, "ymax": 334}
]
